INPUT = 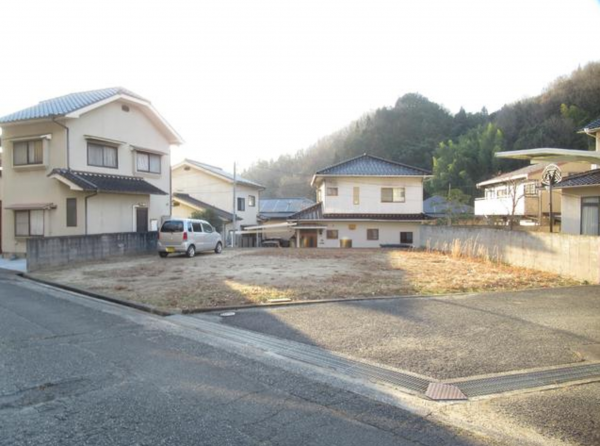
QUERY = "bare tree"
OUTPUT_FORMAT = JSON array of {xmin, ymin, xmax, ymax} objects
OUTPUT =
[{"xmin": 505, "ymin": 179, "xmax": 526, "ymax": 230}]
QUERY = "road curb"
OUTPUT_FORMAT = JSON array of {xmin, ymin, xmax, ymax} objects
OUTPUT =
[{"xmin": 21, "ymin": 273, "xmax": 173, "ymax": 317}]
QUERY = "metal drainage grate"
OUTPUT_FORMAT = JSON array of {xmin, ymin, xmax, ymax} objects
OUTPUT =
[
  {"xmin": 169, "ymin": 315, "xmax": 431, "ymax": 394},
  {"xmin": 170, "ymin": 315, "xmax": 600, "ymax": 400},
  {"xmin": 452, "ymin": 363, "xmax": 600, "ymax": 398}
]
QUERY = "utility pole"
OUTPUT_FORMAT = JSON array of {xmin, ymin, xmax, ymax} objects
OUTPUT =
[{"xmin": 232, "ymin": 162, "xmax": 237, "ymax": 248}]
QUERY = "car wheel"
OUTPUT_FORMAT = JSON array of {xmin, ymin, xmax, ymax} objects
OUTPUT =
[
  {"xmin": 215, "ymin": 242, "xmax": 223, "ymax": 254},
  {"xmin": 159, "ymin": 252, "xmax": 168, "ymax": 258},
  {"xmin": 186, "ymin": 245, "xmax": 196, "ymax": 258}
]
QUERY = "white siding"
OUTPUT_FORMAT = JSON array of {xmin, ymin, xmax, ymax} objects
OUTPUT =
[
  {"xmin": 321, "ymin": 177, "xmax": 424, "ymax": 214},
  {"xmin": 561, "ymin": 186, "xmax": 600, "ymax": 235},
  {"xmin": 309, "ymin": 221, "xmax": 421, "ymax": 248}
]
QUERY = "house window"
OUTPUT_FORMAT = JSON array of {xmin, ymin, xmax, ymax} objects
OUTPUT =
[
  {"xmin": 248, "ymin": 195, "xmax": 256, "ymax": 207},
  {"xmin": 353, "ymin": 187, "xmax": 360, "ymax": 205},
  {"xmin": 13, "ymin": 140, "xmax": 43, "ymax": 166},
  {"xmin": 524, "ymin": 183, "xmax": 537, "ymax": 196},
  {"xmin": 88, "ymin": 142, "xmax": 118, "ymax": 168},
  {"xmin": 15, "ymin": 210, "xmax": 44, "ymax": 237},
  {"xmin": 326, "ymin": 230, "xmax": 338, "ymax": 239},
  {"xmin": 326, "ymin": 187, "xmax": 338, "ymax": 196},
  {"xmin": 581, "ymin": 197, "xmax": 600, "ymax": 235},
  {"xmin": 496, "ymin": 187, "xmax": 508, "ymax": 198},
  {"xmin": 400, "ymin": 231, "xmax": 413, "ymax": 244},
  {"xmin": 237, "ymin": 197, "xmax": 245, "ymax": 211},
  {"xmin": 66, "ymin": 198, "xmax": 77, "ymax": 227},
  {"xmin": 367, "ymin": 229, "xmax": 379, "ymax": 240},
  {"xmin": 485, "ymin": 189, "xmax": 495, "ymax": 199},
  {"xmin": 137, "ymin": 152, "xmax": 161, "ymax": 173},
  {"xmin": 381, "ymin": 187, "xmax": 405, "ymax": 203}
]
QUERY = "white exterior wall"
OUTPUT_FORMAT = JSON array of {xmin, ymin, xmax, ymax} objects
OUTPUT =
[
  {"xmin": 475, "ymin": 183, "xmax": 526, "ymax": 216},
  {"xmin": 1, "ymin": 99, "xmax": 173, "ymax": 255},
  {"xmin": 313, "ymin": 221, "xmax": 421, "ymax": 248},
  {"xmin": 172, "ymin": 165, "xmax": 261, "ymax": 227},
  {"xmin": 561, "ymin": 186, "xmax": 600, "ymax": 235},
  {"xmin": 68, "ymin": 101, "xmax": 172, "ymax": 225},
  {"xmin": 320, "ymin": 177, "xmax": 424, "ymax": 214}
]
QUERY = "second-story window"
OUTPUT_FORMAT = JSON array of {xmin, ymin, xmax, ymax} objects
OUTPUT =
[
  {"xmin": 88, "ymin": 142, "xmax": 118, "ymax": 168},
  {"xmin": 485, "ymin": 189, "xmax": 495, "ymax": 199},
  {"xmin": 237, "ymin": 197, "xmax": 246, "ymax": 211},
  {"xmin": 137, "ymin": 152, "xmax": 161, "ymax": 173},
  {"xmin": 496, "ymin": 187, "xmax": 508, "ymax": 198},
  {"xmin": 381, "ymin": 187, "xmax": 405, "ymax": 203},
  {"xmin": 353, "ymin": 187, "xmax": 360, "ymax": 205},
  {"xmin": 326, "ymin": 187, "xmax": 338, "ymax": 196},
  {"xmin": 248, "ymin": 195, "xmax": 256, "ymax": 207},
  {"xmin": 13, "ymin": 140, "xmax": 43, "ymax": 166},
  {"xmin": 524, "ymin": 182, "xmax": 537, "ymax": 196}
]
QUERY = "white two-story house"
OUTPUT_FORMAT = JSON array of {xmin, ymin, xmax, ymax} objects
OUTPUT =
[
  {"xmin": 289, "ymin": 154, "xmax": 430, "ymax": 248},
  {"xmin": 0, "ymin": 87, "xmax": 182, "ymax": 257},
  {"xmin": 171, "ymin": 159, "xmax": 265, "ymax": 246}
]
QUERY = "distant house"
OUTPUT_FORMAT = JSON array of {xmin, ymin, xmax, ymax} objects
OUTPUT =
[
  {"xmin": 0, "ymin": 87, "xmax": 182, "ymax": 257},
  {"xmin": 474, "ymin": 162, "xmax": 590, "ymax": 224},
  {"xmin": 423, "ymin": 195, "xmax": 473, "ymax": 218},
  {"xmin": 258, "ymin": 198, "xmax": 315, "ymax": 241},
  {"xmin": 554, "ymin": 117, "xmax": 600, "ymax": 236},
  {"xmin": 288, "ymin": 154, "xmax": 430, "ymax": 248},
  {"xmin": 171, "ymin": 159, "xmax": 265, "ymax": 246}
]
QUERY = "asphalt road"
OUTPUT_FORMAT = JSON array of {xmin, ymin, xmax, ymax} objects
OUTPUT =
[
  {"xmin": 0, "ymin": 270, "xmax": 497, "ymax": 446},
  {"xmin": 212, "ymin": 286, "xmax": 600, "ymax": 379}
]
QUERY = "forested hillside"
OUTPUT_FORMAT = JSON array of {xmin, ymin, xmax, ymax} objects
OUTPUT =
[{"xmin": 244, "ymin": 62, "xmax": 600, "ymax": 201}]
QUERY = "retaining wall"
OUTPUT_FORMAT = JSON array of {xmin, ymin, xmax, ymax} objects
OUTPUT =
[
  {"xmin": 420, "ymin": 226, "xmax": 600, "ymax": 283},
  {"xmin": 27, "ymin": 232, "xmax": 158, "ymax": 272}
]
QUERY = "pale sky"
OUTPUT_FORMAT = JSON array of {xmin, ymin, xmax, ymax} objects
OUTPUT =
[{"xmin": 1, "ymin": 0, "xmax": 599, "ymax": 171}]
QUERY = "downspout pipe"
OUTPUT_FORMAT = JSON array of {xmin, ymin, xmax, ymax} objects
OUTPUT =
[{"xmin": 51, "ymin": 117, "xmax": 70, "ymax": 170}]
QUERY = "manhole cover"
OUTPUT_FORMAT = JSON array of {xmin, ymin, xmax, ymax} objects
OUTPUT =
[
  {"xmin": 220, "ymin": 312, "xmax": 236, "ymax": 317},
  {"xmin": 425, "ymin": 383, "xmax": 467, "ymax": 401}
]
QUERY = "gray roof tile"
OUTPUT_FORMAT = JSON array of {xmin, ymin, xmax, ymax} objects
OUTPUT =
[
  {"xmin": 315, "ymin": 154, "xmax": 431, "ymax": 177},
  {"xmin": 288, "ymin": 202, "xmax": 430, "ymax": 221},
  {"xmin": 259, "ymin": 198, "xmax": 315, "ymax": 218},
  {"xmin": 582, "ymin": 117, "xmax": 600, "ymax": 132},
  {"xmin": 50, "ymin": 169, "xmax": 167, "ymax": 195},
  {"xmin": 184, "ymin": 159, "xmax": 265, "ymax": 189},
  {"xmin": 554, "ymin": 169, "xmax": 600, "ymax": 188},
  {"xmin": 173, "ymin": 193, "xmax": 241, "ymax": 221},
  {"xmin": 0, "ymin": 87, "xmax": 147, "ymax": 124}
]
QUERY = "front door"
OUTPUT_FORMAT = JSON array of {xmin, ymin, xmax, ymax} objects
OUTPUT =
[
  {"xmin": 301, "ymin": 230, "xmax": 318, "ymax": 248},
  {"xmin": 136, "ymin": 207, "xmax": 149, "ymax": 233}
]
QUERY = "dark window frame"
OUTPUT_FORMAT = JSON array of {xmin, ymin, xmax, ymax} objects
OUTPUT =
[
  {"xmin": 14, "ymin": 210, "xmax": 44, "ymax": 237},
  {"xmin": 66, "ymin": 198, "xmax": 77, "ymax": 227},
  {"xmin": 87, "ymin": 142, "xmax": 119, "ymax": 169},
  {"xmin": 400, "ymin": 231, "xmax": 413, "ymax": 244},
  {"xmin": 136, "ymin": 151, "xmax": 161, "ymax": 174},
  {"xmin": 381, "ymin": 187, "xmax": 405, "ymax": 203},
  {"xmin": 326, "ymin": 229, "xmax": 338, "ymax": 239},
  {"xmin": 13, "ymin": 140, "xmax": 44, "ymax": 166},
  {"xmin": 581, "ymin": 196, "xmax": 600, "ymax": 236},
  {"xmin": 237, "ymin": 197, "xmax": 246, "ymax": 211},
  {"xmin": 367, "ymin": 228, "xmax": 379, "ymax": 241},
  {"xmin": 248, "ymin": 195, "xmax": 256, "ymax": 207},
  {"xmin": 326, "ymin": 187, "xmax": 338, "ymax": 197}
]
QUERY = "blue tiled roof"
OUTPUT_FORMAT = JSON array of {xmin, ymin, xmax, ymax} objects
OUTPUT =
[
  {"xmin": 0, "ymin": 87, "xmax": 147, "ymax": 124},
  {"xmin": 554, "ymin": 169, "xmax": 600, "ymax": 188},
  {"xmin": 259, "ymin": 198, "xmax": 315, "ymax": 218},
  {"xmin": 315, "ymin": 154, "xmax": 431, "ymax": 177},
  {"xmin": 184, "ymin": 159, "xmax": 265, "ymax": 189},
  {"xmin": 582, "ymin": 117, "xmax": 600, "ymax": 132}
]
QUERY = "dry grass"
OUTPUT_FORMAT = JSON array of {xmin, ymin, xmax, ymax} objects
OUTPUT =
[{"xmin": 33, "ymin": 248, "xmax": 580, "ymax": 312}]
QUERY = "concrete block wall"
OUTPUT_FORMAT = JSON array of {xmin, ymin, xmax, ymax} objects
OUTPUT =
[
  {"xmin": 420, "ymin": 226, "xmax": 600, "ymax": 284},
  {"xmin": 27, "ymin": 232, "xmax": 158, "ymax": 272}
]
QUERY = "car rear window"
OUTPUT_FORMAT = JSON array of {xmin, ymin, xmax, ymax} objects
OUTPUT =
[{"xmin": 161, "ymin": 220, "xmax": 184, "ymax": 232}]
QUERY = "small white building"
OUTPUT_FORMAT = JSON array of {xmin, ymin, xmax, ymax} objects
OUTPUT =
[
  {"xmin": 288, "ymin": 154, "xmax": 430, "ymax": 248},
  {"xmin": 171, "ymin": 159, "xmax": 265, "ymax": 246}
]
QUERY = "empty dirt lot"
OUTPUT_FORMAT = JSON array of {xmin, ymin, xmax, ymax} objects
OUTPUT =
[{"xmin": 33, "ymin": 248, "xmax": 579, "ymax": 312}]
